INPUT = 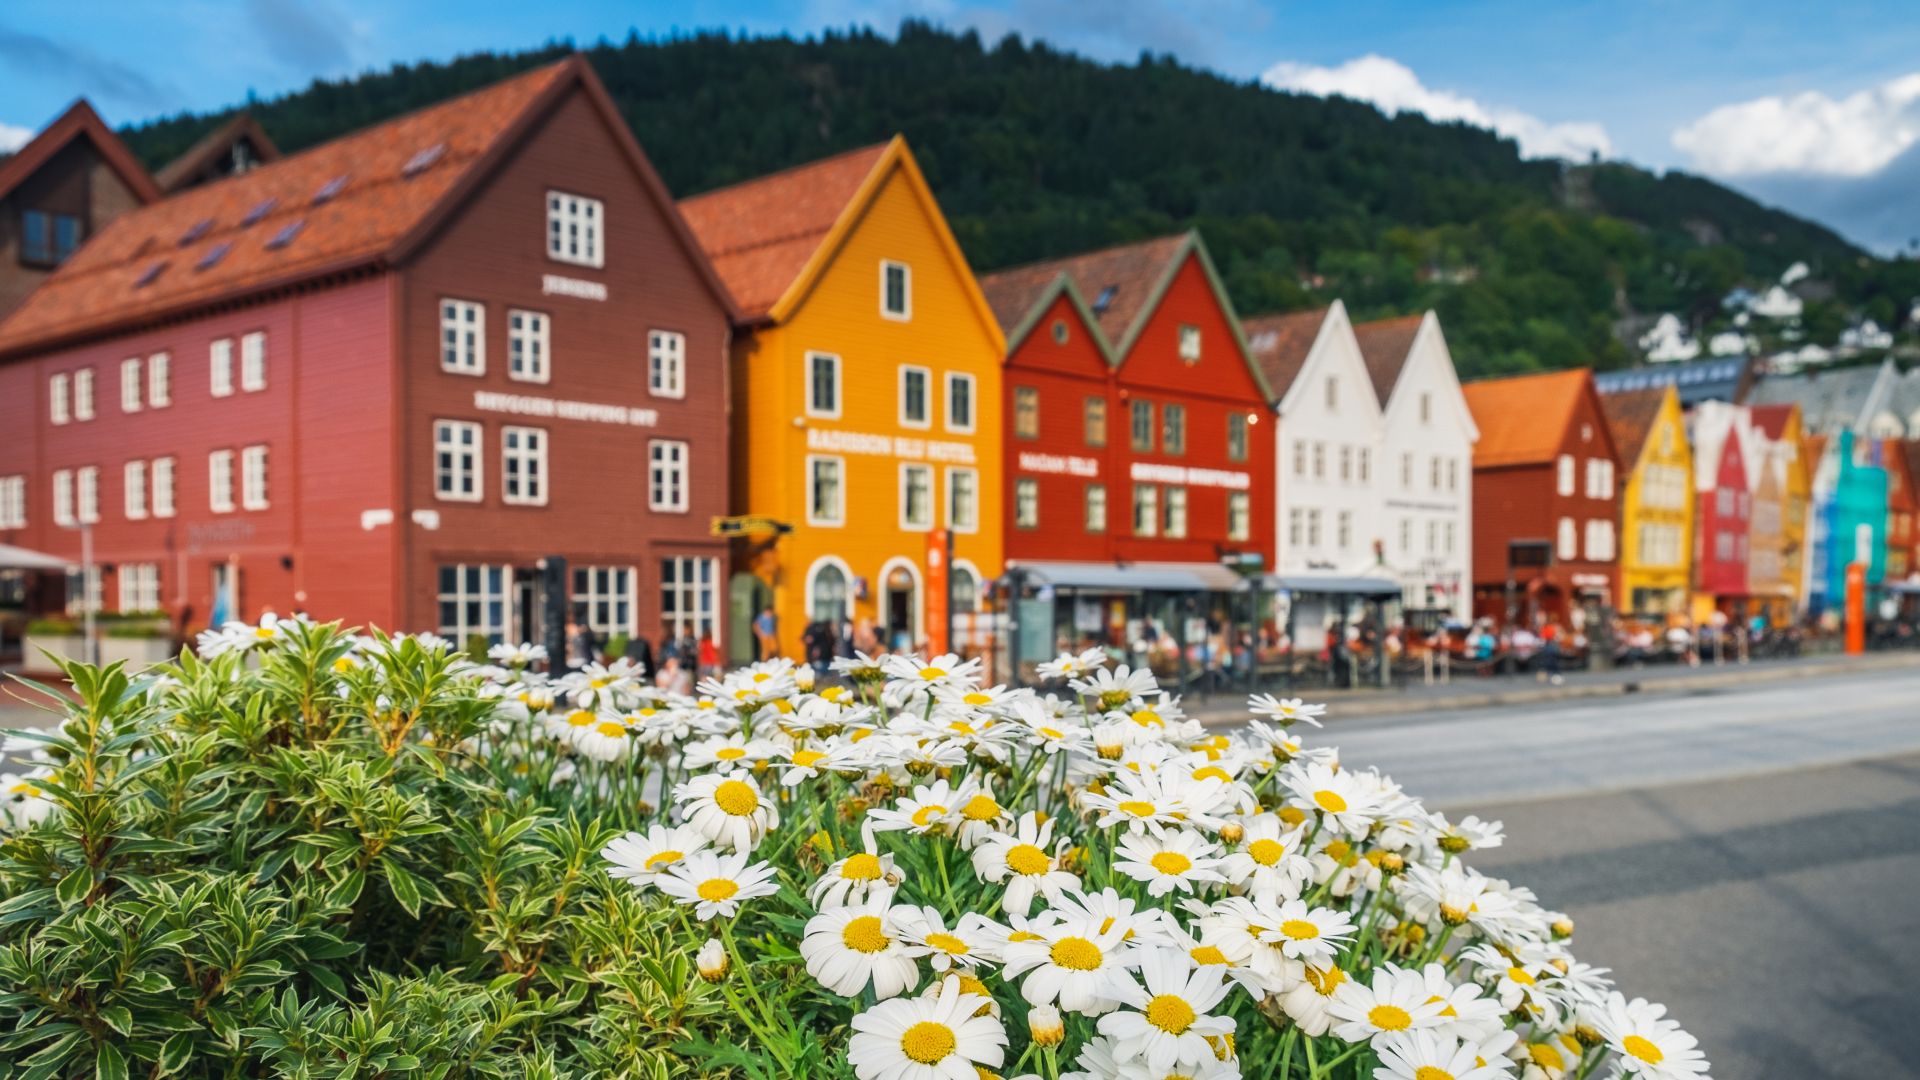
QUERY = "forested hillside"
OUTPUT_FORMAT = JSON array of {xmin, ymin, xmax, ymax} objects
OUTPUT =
[{"xmin": 117, "ymin": 22, "xmax": 1920, "ymax": 376}]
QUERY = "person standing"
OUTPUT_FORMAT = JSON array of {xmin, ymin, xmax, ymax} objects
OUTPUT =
[{"xmin": 753, "ymin": 606, "xmax": 778, "ymax": 662}]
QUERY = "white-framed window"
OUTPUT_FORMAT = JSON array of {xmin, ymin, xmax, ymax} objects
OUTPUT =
[
  {"xmin": 508, "ymin": 309, "xmax": 550, "ymax": 383},
  {"xmin": 1306, "ymin": 508, "xmax": 1322, "ymax": 547},
  {"xmin": 65, "ymin": 567, "xmax": 101, "ymax": 616},
  {"xmin": 571, "ymin": 565, "xmax": 635, "ymax": 636},
  {"xmin": 0, "ymin": 476, "xmax": 24, "ymax": 529},
  {"xmin": 807, "ymin": 352, "xmax": 841, "ymax": 417},
  {"xmin": 648, "ymin": 439, "xmax": 689, "ymax": 512},
  {"xmin": 121, "ymin": 357, "xmax": 143, "ymax": 412},
  {"xmin": 1556, "ymin": 454, "xmax": 1575, "ymax": 496},
  {"xmin": 1085, "ymin": 483, "xmax": 1106, "ymax": 533},
  {"xmin": 1178, "ymin": 324, "xmax": 1201, "ymax": 363},
  {"xmin": 661, "ymin": 557, "xmax": 720, "ymax": 642},
  {"xmin": 1162, "ymin": 404, "xmax": 1186, "ymax": 455},
  {"xmin": 1337, "ymin": 509, "xmax": 1353, "ymax": 549},
  {"xmin": 1015, "ymin": 387, "xmax": 1041, "ymax": 440},
  {"xmin": 123, "ymin": 460, "xmax": 147, "ymax": 519},
  {"xmin": 151, "ymin": 457, "xmax": 175, "ymax": 518},
  {"xmin": 546, "ymin": 191, "xmax": 604, "ymax": 268},
  {"xmin": 807, "ymin": 455, "xmax": 844, "ymax": 526},
  {"xmin": 1447, "ymin": 458, "xmax": 1458, "ymax": 492},
  {"xmin": 1162, "ymin": 486, "xmax": 1188, "ymax": 539},
  {"xmin": 1425, "ymin": 519, "xmax": 1437, "ymax": 554},
  {"xmin": 1289, "ymin": 507, "xmax": 1304, "ymax": 547},
  {"xmin": 899, "ymin": 365, "xmax": 931, "ymax": 429},
  {"xmin": 1228, "ymin": 491, "xmax": 1250, "ymax": 541},
  {"xmin": 1312, "ymin": 442, "xmax": 1325, "ymax": 479},
  {"xmin": 1400, "ymin": 451, "xmax": 1413, "ymax": 489},
  {"xmin": 1014, "ymin": 478, "xmax": 1039, "ymax": 529},
  {"xmin": 118, "ymin": 563, "xmax": 160, "ymax": 613},
  {"xmin": 808, "ymin": 559, "xmax": 851, "ymax": 623},
  {"xmin": 1359, "ymin": 447, "xmax": 1371, "ymax": 483},
  {"xmin": 1445, "ymin": 521, "xmax": 1456, "ymax": 553},
  {"xmin": 1293, "ymin": 440, "xmax": 1307, "ymax": 477},
  {"xmin": 440, "ymin": 299, "xmax": 485, "ymax": 374},
  {"xmin": 1557, "ymin": 516, "xmax": 1577, "ymax": 559},
  {"xmin": 148, "ymin": 352, "xmax": 170, "ymax": 407},
  {"xmin": 502, "ymin": 426, "xmax": 548, "ymax": 506},
  {"xmin": 240, "ymin": 331, "xmax": 267, "ymax": 391},
  {"xmin": 946, "ymin": 372, "xmax": 975, "ymax": 433},
  {"xmin": 73, "ymin": 368, "xmax": 94, "ymax": 420},
  {"xmin": 1419, "ymin": 392, "xmax": 1432, "ymax": 423},
  {"xmin": 433, "ymin": 420, "xmax": 482, "ymax": 502},
  {"xmin": 438, "ymin": 564, "xmax": 511, "ymax": 645},
  {"xmin": 241, "ymin": 445, "xmax": 269, "ymax": 510},
  {"xmin": 1324, "ymin": 376, "xmax": 1337, "ymax": 411},
  {"xmin": 880, "ymin": 259, "xmax": 911, "ymax": 320},
  {"xmin": 50, "ymin": 372, "xmax": 70, "ymax": 424},
  {"xmin": 76, "ymin": 466, "xmax": 98, "ymax": 523},
  {"xmin": 1340, "ymin": 446, "xmax": 1353, "ymax": 482},
  {"xmin": 648, "ymin": 329, "xmax": 685, "ymax": 398},
  {"xmin": 52, "ymin": 470, "xmax": 73, "ymax": 526},
  {"xmin": 1132, "ymin": 483, "xmax": 1158, "ymax": 537},
  {"xmin": 900, "ymin": 463, "xmax": 934, "ymax": 530},
  {"xmin": 1228, "ymin": 413, "xmax": 1248, "ymax": 462},
  {"xmin": 1585, "ymin": 519, "xmax": 1615, "ymax": 561},
  {"xmin": 209, "ymin": 338, "xmax": 234, "ymax": 397},
  {"xmin": 947, "ymin": 467, "xmax": 978, "ymax": 532},
  {"xmin": 1399, "ymin": 517, "xmax": 1412, "ymax": 553}
]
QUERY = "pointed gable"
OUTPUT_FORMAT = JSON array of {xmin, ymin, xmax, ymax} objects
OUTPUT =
[
  {"xmin": 1464, "ymin": 369, "xmax": 1597, "ymax": 468},
  {"xmin": 153, "ymin": 113, "xmax": 282, "ymax": 194},
  {"xmin": 980, "ymin": 234, "xmax": 1191, "ymax": 347},
  {"xmin": 1351, "ymin": 313, "xmax": 1424, "ymax": 405},
  {"xmin": 0, "ymin": 100, "xmax": 159, "ymax": 208},
  {"xmin": 1241, "ymin": 306, "xmax": 1332, "ymax": 402},
  {"xmin": 1601, "ymin": 386, "xmax": 1671, "ymax": 470}
]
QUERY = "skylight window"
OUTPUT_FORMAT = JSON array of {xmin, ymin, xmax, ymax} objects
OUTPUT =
[
  {"xmin": 1093, "ymin": 286, "xmax": 1117, "ymax": 313},
  {"xmin": 313, "ymin": 174, "xmax": 348, "ymax": 204},
  {"xmin": 196, "ymin": 242, "xmax": 231, "ymax": 271},
  {"xmin": 402, "ymin": 143, "xmax": 446, "ymax": 177},
  {"xmin": 179, "ymin": 219, "xmax": 212, "ymax": 245},
  {"xmin": 134, "ymin": 261, "xmax": 167, "ymax": 288},
  {"xmin": 242, "ymin": 198, "xmax": 278, "ymax": 226},
  {"xmin": 265, "ymin": 219, "xmax": 304, "ymax": 250}
]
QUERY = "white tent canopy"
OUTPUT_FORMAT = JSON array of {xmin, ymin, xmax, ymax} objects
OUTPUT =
[{"xmin": 0, "ymin": 544, "xmax": 75, "ymax": 572}]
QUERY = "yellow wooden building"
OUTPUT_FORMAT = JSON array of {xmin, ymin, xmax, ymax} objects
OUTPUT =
[
  {"xmin": 1603, "ymin": 385, "xmax": 1694, "ymax": 615},
  {"xmin": 680, "ymin": 137, "xmax": 1006, "ymax": 663},
  {"xmin": 1751, "ymin": 404, "xmax": 1809, "ymax": 621}
]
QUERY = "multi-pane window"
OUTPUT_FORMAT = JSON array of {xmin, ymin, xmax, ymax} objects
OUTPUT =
[
  {"xmin": 1586, "ymin": 519, "xmax": 1615, "ymax": 560},
  {"xmin": 1430, "ymin": 456, "xmax": 1442, "ymax": 491},
  {"xmin": 502, "ymin": 426, "xmax": 548, "ymax": 506},
  {"xmin": 0, "ymin": 476, "xmax": 24, "ymax": 529},
  {"xmin": 1446, "ymin": 458, "xmax": 1458, "ymax": 491},
  {"xmin": 900, "ymin": 366, "xmax": 931, "ymax": 428},
  {"xmin": 1337, "ymin": 510, "xmax": 1352, "ymax": 550},
  {"xmin": 73, "ymin": 369, "xmax": 94, "ymax": 420},
  {"xmin": 240, "ymin": 331, "xmax": 267, "ymax": 391},
  {"xmin": 438, "ymin": 564, "xmax": 510, "ymax": 645},
  {"xmin": 808, "ymin": 456, "xmax": 844, "ymax": 526},
  {"xmin": 1177, "ymin": 324, "xmax": 1201, "ymax": 363},
  {"xmin": 1289, "ymin": 507, "xmax": 1304, "ymax": 547},
  {"xmin": 76, "ymin": 466, "xmax": 98, "ymax": 523},
  {"xmin": 119, "ymin": 564, "xmax": 160, "ymax": 613},
  {"xmin": 1401, "ymin": 452, "xmax": 1413, "ymax": 488},
  {"xmin": 649, "ymin": 330, "xmax": 685, "ymax": 398},
  {"xmin": 121, "ymin": 357, "xmax": 143, "ymax": 412},
  {"xmin": 1162, "ymin": 404, "xmax": 1186, "ymax": 455},
  {"xmin": 1324, "ymin": 376, "xmax": 1338, "ymax": 411},
  {"xmin": 65, "ymin": 567, "xmax": 102, "ymax": 616},
  {"xmin": 434, "ymin": 420, "xmax": 481, "ymax": 502},
  {"xmin": 148, "ymin": 352, "xmax": 170, "ymax": 407},
  {"xmin": 1306, "ymin": 509, "xmax": 1322, "ymax": 547},
  {"xmin": 880, "ymin": 260, "xmax": 911, "ymax": 320},
  {"xmin": 151, "ymin": 457, "xmax": 175, "ymax": 518},
  {"xmin": 1228, "ymin": 492, "xmax": 1250, "ymax": 541},
  {"xmin": 1556, "ymin": 454, "xmax": 1576, "ymax": 496},
  {"xmin": 1425, "ymin": 520, "xmax": 1438, "ymax": 554},
  {"xmin": 546, "ymin": 191, "xmax": 604, "ymax": 268},
  {"xmin": 440, "ymin": 299, "xmax": 485, "ymax": 374},
  {"xmin": 1085, "ymin": 483, "xmax": 1107, "ymax": 533},
  {"xmin": 20, "ymin": 209, "xmax": 81, "ymax": 265},
  {"xmin": 1132, "ymin": 484, "xmax": 1158, "ymax": 537},
  {"xmin": 124, "ymin": 460, "xmax": 147, "ymax": 519},
  {"xmin": 1585, "ymin": 458, "xmax": 1614, "ymax": 499},
  {"xmin": 946, "ymin": 373, "xmax": 975, "ymax": 432},
  {"xmin": 1359, "ymin": 448, "xmax": 1371, "ymax": 483},
  {"xmin": 1131, "ymin": 400, "xmax": 1154, "ymax": 452},
  {"xmin": 50, "ymin": 372, "xmax": 70, "ymax": 424},
  {"xmin": 52, "ymin": 470, "xmax": 73, "ymax": 526},
  {"xmin": 210, "ymin": 338, "xmax": 234, "ymax": 396},
  {"xmin": 648, "ymin": 439, "xmax": 689, "ymax": 511},
  {"xmin": 572, "ymin": 566, "xmax": 634, "ymax": 636},
  {"xmin": 508, "ymin": 310, "xmax": 550, "ymax": 382},
  {"xmin": 1014, "ymin": 479, "xmax": 1039, "ymax": 529},
  {"xmin": 1312, "ymin": 443, "xmax": 1325, "ymax": 479},
  {"xmin": 1340, "ymin": 446, "xmax": 1353, "ymax": 482},
  {"xmin": 241, "ymin": 445, "xmax": 269, "ymax": 510},
  {"xmin": 1293, "ymin": 440, "xmax": 1307, "ymax": 477},
  {"xmin": 900, "ymin": 464, "xmax": 933, "ymax": 530},
  {"xmin": 1013, "ymin": 386, "xmax": 1039, "ymax": 439},
  {"xmin": 661, "ymin": 558, "xmax": 720, "ymax": 642},
  {"xmin": 808, "ymin": 353, "xmax": 841, "ymax": 417},
  {"xmin": 1399, "ymin": 518, "xmax": 1412, "ymax": 553},
  {"xmin": 1084, "ymin": 397, "xmax": 1107, "ymax": 447},
  {"xmin": 1227, "ymin": 413, "xmax": 1248, "ymax": 462},
  {"xmin": 947, "ymin": 468, "xmax": 978, "ymax": 531},
  {"xmin": 1557, "ymin": 516, "xmax": 1577, "ymax": 559},
  {"xmin": 1162, "ymin": 486, "xmax": 1188, "ymax": 538}
]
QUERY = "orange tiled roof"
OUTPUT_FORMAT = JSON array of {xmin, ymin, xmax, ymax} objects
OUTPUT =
[
  {"xmin": 0, "ymin": 60, "xmax": 576, "ymax": 356},
  {"xmin": 1463, "ymin": 369, "xmax": 1593, "ymax": 468},
  {"xmin": 0, "ymin": 99, "xmax": 159, "ymax": 206},
  {"xmin": 1351, "ymin": 313, "xmax": 1423, "ymax": 404},
  {"xmin": 1600, "ymin": 386, "xmax": 1668, "ymax": 469},
  {"xmin": 1240, "ymin": 307, "xmax": 1330, "ymax": 400},
  {"xmin": 979, "ymin": 234, "xmax": 1191, "ymax": 346},
  {"xmin": 677, "ymin": 142, "xmax": 892, "ymax": 320}
]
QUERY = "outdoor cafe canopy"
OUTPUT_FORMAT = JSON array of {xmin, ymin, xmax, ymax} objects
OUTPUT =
[{"xmin": 0, "ymin": 544, "xmax": 76, "ymax": 572}]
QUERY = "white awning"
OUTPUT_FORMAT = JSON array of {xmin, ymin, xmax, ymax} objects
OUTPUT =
[
  {"xmin": 0, "ymin": 544, "xmax": 75, "ymax": 572},
  {"xmin": 1260, "ymin": 573, "xmax": 1403, "ymax": 597},
  {"xmin": 1012, "ymin": 561, "xmax": 1249, "ymax": 593}
]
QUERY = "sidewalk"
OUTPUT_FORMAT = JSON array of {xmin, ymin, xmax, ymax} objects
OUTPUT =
[{"xmin": 1185, "ymin": 649, "xmax": 1920, "ymax": 724}]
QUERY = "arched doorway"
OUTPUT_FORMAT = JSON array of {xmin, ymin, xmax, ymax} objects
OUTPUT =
[
  {"xmin": 879, "ymin": 559, "xmax": 921, "ymax": 652},
  {"xmin": 728, "ymin": 572, "xmax": 772, "ymax": 666}
]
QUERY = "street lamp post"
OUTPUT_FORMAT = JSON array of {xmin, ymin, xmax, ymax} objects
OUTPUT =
[{"xmin": 59, "ymin": 521, "xmax": 97, "ymax": 665}]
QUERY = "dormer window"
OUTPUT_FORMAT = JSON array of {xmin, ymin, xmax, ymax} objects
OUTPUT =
[
  {"xmin": 1178, "ymin": 324, "xmax": 1201, "ymax": 363},
  {"xmin": 1093, "ymin": 286, "xmax": 1117, "ymax": 314},
  {"xmin": 546, "ymin": 191, "xmax": 603, "ymax": 268},
  {"xmin": 881, "ymin": 260, "xmax": 911, "ymax": 320},
  {"xmin": 20, "ymin": 209, "xmax": 82, "ymax": 266}
]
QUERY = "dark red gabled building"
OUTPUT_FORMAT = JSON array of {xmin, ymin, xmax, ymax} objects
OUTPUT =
[
  {"xmin": 1688, "ymin": 401, "xmax": 1753, "ymax": 612},
  {"xmin": 0, "ymin": 57, "xmax": 737, "ymax": 651},
  {"xmin": 980, "ymin": 232, "xmax": 1273, "ymax": 668}
]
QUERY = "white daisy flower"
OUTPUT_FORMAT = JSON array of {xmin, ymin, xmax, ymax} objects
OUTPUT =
[
  {"xmin": 673, "ymin": 771, "xmax": 779, "ymax": 852},
  {"xmin": 601, "ymin": 824, "xmax": 710, "ymax": 886},
  {"xmin": 801, "ymin": 891, "xmax": 922, "ymax": 1000},
  {"xmin": 1284, "ymin": 761, "xmax": 1385, "ymax": 838},
  {"xmin": 846, "ymin": 974, "xmax": 1007, "ymax": 1080},
  {"xmin": 1257, "ymin": 898, "xmax": 1357, "ymax": 966},
  {"xmin": 1036, "ymin": 646, "xmax": 1107, "ymax": 682},
  {"xmin": 969, "ymin": 811, "xmax": 1081, "ymax": 916},
  {"xmin": 486, "ymin": 641, "xmax": 547, "ymax": 668},
  {"xmin": 1280, "ymin": 962, "xmax": 1351, "ymax": 1036},
  {"xmin": 895, "ymin": 906, "xmax": 1007, "ymax": 972},
  {"xmin": 1097, "ymin": 947, "xmax": 1237, "ymax": 1073},
  {"xmin": 1218, "ymin": 812, "xmax": 1311, "ymax": 900},
  {"xmin": 1328, "ymin": 962, "xmax": 1448, "ymax": 1044},
  {"xmin": 809, "ymin": 844, "xmax": 902, "ymax": 910},
  {"xmin": 1113, "ymin": 828, "xmax": 1226, "ymax": 898},
  {"xmin": 652, "ymin": 850, "xmax": 779, "ymax": 921},
  {"xmin": 881, "ymin": 652, "xmax": 981, "ymax": 694},
  {"xmin": 1374, "ymin": 1029, "xmax": 1510, "ymax": 1080},
  {"xmin": 1001, "ymin": 914, "xmax": 1137, "ymax": 1015},
  {"xmin": 866, "ymin": 778, "xmax": 963, "ymax": 835},
  {"xmin": 683, "ymin": 733, "xmax": 779, "ymax": 771},
  {"xmin": 1593, "ymin": 994, "xmax": 1709, "ymax": 1080},
  {"xmin": 1248, "ymin": 694, "xmax": 1327, "ymax": 727},
  {"xmin": 1413, "ymin": 962, "xmax": 1508, "ymax": 1044}
]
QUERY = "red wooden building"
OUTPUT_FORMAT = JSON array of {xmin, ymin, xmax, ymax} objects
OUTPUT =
[
  {"xmin": 0, "ymin": 57, "xmax": 737, "ymax": 651},
  {"xmin": 1463, "ymin": 369, "xmax": 1622, "ymax": 627},
  {"xmin": 980, "ymin": 232, "xmax": 1273, "ymax": 667},
  {"xmin": 1688, "ymin": 401, "xmax": 1753, "ymax": 613}
]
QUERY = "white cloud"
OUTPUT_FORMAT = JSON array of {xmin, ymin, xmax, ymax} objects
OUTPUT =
[
  {"xmin": 1262, "ymin": 54, "xmax": 1612, "ymax": 161},
  {"xmin": 0, "ymin": 122, "xmax": 33, "ymax": 153},
  {"xmin": 1672, "ymin": 74, "xmax": 1920, "ymax": 177}
]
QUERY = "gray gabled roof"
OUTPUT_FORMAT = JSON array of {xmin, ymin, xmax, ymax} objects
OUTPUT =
[{"xmin": 1747, "ymin": 359, "xmax": 1897, "ymax": 436}]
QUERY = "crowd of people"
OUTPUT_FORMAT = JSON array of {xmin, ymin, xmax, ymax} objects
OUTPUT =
[{"xmin": 561, "ymin": 616, "xmax": 719, "ymax": 694}]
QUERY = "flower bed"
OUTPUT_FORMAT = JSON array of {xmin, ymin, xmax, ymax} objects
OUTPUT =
[{"xmin": 0, "ymin": 618, "xmax": 1709, "ymax": 1079}]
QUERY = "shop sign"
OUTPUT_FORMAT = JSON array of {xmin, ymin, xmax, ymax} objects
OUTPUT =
[
  {"xmin": 473, "ymin": 391, "xmax": 659, "ymax": 428},
  {"xmin": 1018, "ymin": 451, "xmax": 1099, "ymax": 477},
  {"xmin": 541, "ymin": 274, "xmax": 607, "ymax": 301},
  {"xmin": 1129, "ymin": 462, "xmax": 1249, "ymax": 490},
  {"xmin": 805, "ymin": 427, "xmax": 975, "ymax": 464}
]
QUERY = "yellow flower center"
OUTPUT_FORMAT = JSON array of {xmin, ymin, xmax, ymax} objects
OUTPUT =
[
  {"xmin": 1414, "ymin": 1069, "xmax": 1454, "ymax": 1080},
  {"xmin": 332, "ymin": 657, "xmax": 356, "ymax": 673},
  {"xmin": 1190, "ymin": 945, "xmax": 1228, "ymax": 965},
  {"xmin": 1303, "ymin": 965, "xmax": 1345, "ymax": 996},
  {"xmin": 1247, "ymin": 839, "xmax": 1285, "ymax": 866},
  {"xmin": 713, "ymin": 779, "xmax": 759, "ymax": 817},
  {"xmin": 695, "ymin": 878, "xmax": 738, "ymax": 902},
  {"xmin": 594, "ymin": 721, "xmax": 628, "ymax": 738},
  {"xmin": 1144, "ymin": 993, "xmax": 1197, "ymax": 1034},
  {"xmin": 1323, "ymin": 840, "xmax": 1355, "ymax": 865},
  {"xmin": 643, "ymin": 850, "xmax": 683, "ymax": 869},
  {"xmin": 566, "ymin": 710, "xmax": 595, "ymax": 727},
  {"xmin": 1279, "ymin": 919, "xmax": 1321, "ymax": 941},
  {"xmin": 254, "ymin": 627, "xmax": 276, "ymax": 639},
  {"xmin": 1279, "ymin": 807, "xmax": 1307, "ymax": 827},
  {"xmin": 1528, "ymin": 1044, "xmax": 1566, "ymax": 1070},
  {"xmin": 1313, "ymin": 790, "xmax": 1348, "ymax": 813},
  {"xmin": 715, "ymin": 747, "xmax": 747, "ymax": 760},
  {"xmin": 1507, "ymin": 966, "xmax": 1536, "ymax": 986},
  {"xmin": 1367, "ymin": 1004, "xmax": 1412, "ymax": 1032},
  {"xmin": 841, "ymin": 915, "xmax": 890, "ymax": 954},
  {"xmin": 1117, "ymin": 800, "xmax": 1157, "ymax": 818},
  {"xmin": 1192, "ymin": 766, "xmax": 1231, "ymax": 782},
  {"xmin": 590, "ymin": 678, "xmax": 610, "ymax": 689},
  {"xmin": 900, "ymin": 1021, "xmax": 956, "ymax": 1065},
  {"xmin": 1130, "ymin": 709, "xmax": 1164, "ymax": 727},
  {"xmin": 925, "ymin": 932, "xmax": 971, "ymax": 956},
  {"xmin": 1006, "ymin": 844, "xmax": 1052, "ymax": 875},
  {"xmin": 918, "ymin": 666, "xmax": 948, "ymax": 680},
  {"xmin": 1623, "ymin": 1036, "xmax": 1664, "ymax": 1065},
  {"xmin": 1038, "ymin": 726, "xmax": 1065, "ymax": 739},
  {"xmin": 911, "ymin": 804, "xmax": 949, "ymax": 827},
  {"xmin": 1150, "ymin": 851, "xmax": 1193, "ymax": 875},
  {"xmin": 840, "ymin": 853, "xmax": 883, "ymax": 880},
  {"xmin": 752, "ymin": 672, "xmax": 770, "ymax": 683},
  {"xmin": 1008, "ymin": 930, "xmax": 1042, "ymax": 943},
  {"xmin": 961, "ymin": 794, "xmax": 1002, "ymax": 821},
  {"xmin": 792, "ymin": 749, "xmax": 826, "ymax": 767},
  {"xmin": 963, "ymin": 691, "xmax": 993, "ymax": 705},
  {"xmin": 1049, "ymin": 936, "xmax": 1103, "ymax": 971}
]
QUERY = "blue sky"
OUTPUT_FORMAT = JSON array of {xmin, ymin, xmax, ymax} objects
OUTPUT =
[{"xmin": 7, "ymin": 0, "xmax": 1920, "ymax": 250}]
